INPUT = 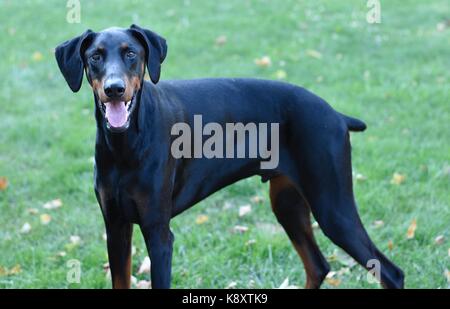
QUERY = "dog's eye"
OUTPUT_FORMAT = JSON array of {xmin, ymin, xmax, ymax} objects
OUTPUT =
[
  {"xmin": 90, "ymin": 53, "xmax": 101, "ymax": 63},
  {"xmin": 126, "ymin": 51, "xmax": 136, "ymax": 59}
]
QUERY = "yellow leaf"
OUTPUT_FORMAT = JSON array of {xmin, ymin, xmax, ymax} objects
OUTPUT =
[
  {"xmin": 254, "ymin": 56, "xmax": 271, "ymax": 67},
  {"xmin": 40, "ymin": 213, "xmax": 52, "ymax": 225},
  {"xmin": 32, "ymin": 51, "xmax": 43, "ymax": 62},
  {"xmin": 406, "ymin": 219, "xmax": 417, "ymax": 239},
  {"xmin": 0, "ymin": 177, "xmax": 8, "ymax": 191},
  {"xmin": 195, "ymin": 214, "xmax": 209, "ymax": 225},
  {"xmin": 391, "ymin": 173, "xmax": 406, "ymax": 185},
  {"xmin": 306, "ymin": 49, "xmax": 322, "ymax": 59},
  {"xmin": 325, "ymin": 277, "xmax": 341, "ymax": 287},
  {"xmin": 43, "ymin": 198, "xmax": 62, "ymax": 209},
  {"xmin": 250, "ymin": 195, "xmax": 264, "ymax": 204},
  {"xmin": 388, "ymin": 240, "xmax": 394, "ymax": 251},
  {"xmin": 274, "ymin": 69, "xmax": 287, "ymax": 80}
]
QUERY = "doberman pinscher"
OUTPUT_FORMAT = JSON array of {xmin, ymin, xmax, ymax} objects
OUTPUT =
[{"xmin": 55, "ymin": 25, "xmax": 404, "ymax": 289}]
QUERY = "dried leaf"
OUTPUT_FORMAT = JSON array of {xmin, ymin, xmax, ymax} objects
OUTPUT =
[
  {"xmin": 20, "ymin": 222, "xmax": 32, "ymax": 234},
  {"xmin": 215, "ymin": 35, "xmax": 227, "ymax": 46},
  {"xmin": 0, "ymin": 264, "xmax": 21, "ymax": 277},
  {"xmin": 233, "ymin": 225, "xmax": 249, "ymax": 233},
  {"xmin": 306, "ymin": 49, "xmax": 322, "ymax": 59},
  {"xmin": 391, "ymin": 173, "xmax": 406, "ymax": 185},
  {"xmin": 278, "ymin": 277, "xmax": 299, "ymax": 289},
  {"xmin": 372, "ymin": 220, "xmax": 384, "ymax": 229},
  {"xmin": 32, "ymin": 51, "xmax": 43, "ymax": 62},
  {"xmin": 239, "ymin": 204, "xmax": 252, "ymax": 217},
  {"xmin": 325, "ymin": 272, "xmax": 341, "ymax": 287},
  {"xmin": 445, "ymin": 269, "xmax": 450, "ymax": 283},
  {"xmin": 70, "ymin": 235, "xmax": 81, "ymax": 245},
  {"xmin": 226, "ymin": 281, "xmax": 237, "ymax": 289},
  {"xmin": 137, "ymin": 256, "xmax": 151, "ymax": 275},
  {"xmin": 406, "ymin": 219, "xmax": 417, "ymax": 239},
  {"xmin": 254, "ymin": 56, "xmax": 271, "ymax": 67},
  {"xmin": 27, "ymin": 208, "xmax": 39, "ymax": 215},
  {"xmin": 250, "ymin": 195, "xmax": 264, "ymax": 204},
  {"xmin": 434, "ymin": 235, "xmax": 445, "ymax": 245},
  {"xmin": 274, "ymin": 69, "xmax": 287, "ymax": 80},
  {"xmin": 136, "ymin": 280, "xmax": 151, "ymax": 289},
  {"xmin": 355, "ymin": 173, "xmax": 367, "ymax": 182},
  {"xmin": 195, "ymin": 214, "xmax": 209, "ymax": 225},
  {"xmin": 388, "ymin": 240, "xmax": 394, "ymax": 251},
  {"xmin": 245, "ymin": 239, "xmax": 256, "ymax": 246},
  {"xmin": 40, "ymin": 213, "xmax": 51, "ymax": 225},
  {"xmin": 0, "ymin": 177, "xmax": 8, "ymax": 190},
  {"xmin": 43, "ymin": 198, "xmax": 62, "ymax": 210}
]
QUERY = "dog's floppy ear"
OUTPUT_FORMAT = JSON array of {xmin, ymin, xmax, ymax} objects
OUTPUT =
[
  {"xmin": 129, "ymin": 24, "xmax": 167, "ymax": 84},
  {"xmin": 55, "ymin": 30, "xmax": 94, "ymax": 92}
]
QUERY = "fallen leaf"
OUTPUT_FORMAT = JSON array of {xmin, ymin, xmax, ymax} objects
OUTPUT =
[
  {"xmin": 20, "ymin": 222, "xmax": 32, "ymax": 234},
  {"xmin": 233, "ymin": 225, "xmax": 249, "ymax": 233},
  {"xmin": 372, "ymin": 220, "xmax": 384, "ymax": 229},
  {"xmin": 254, "ymin": 56, "xmax": 271, "ymax": 67},
  {"xmin": 0, "ymin": 264, "xmax": 21, "ymax": 277},
  {"xmin": 136, "ymin": 280, "xmax": 151, "ymax": 289},
  {"xmin": 434, "ymin": 235, "xmax": 445, "ymax": 245},
  {"xmin": 278, "ymin": 277, "xmax": 299, "ymax": 289},
  {"xmin": 306, "ymin": 49, "xmax": 322, "ymax": 59},
  {"xmin": 32, "ymin": 51, "xmax": 43, "ymax": 62},
  {"xmin": 337, "ymin": 267, "xmax": 350, "ymax": 276},
  {"xmin": 226, "ymin": 281, "xmax": 237, "ymax": 289},
  {"xmin": 325, "ymin": 272, "xmax": 341, "ymax": 287},
  {"xmin": 40, "ymin": 213, "xmax": 52, "ymax": 225},
  {"xmin": 0, "ymin": 177, "xmax": 8, "ymax": 190},
  {"xmin": 43, "ymin": 198, "xmax": 62, "ymax": 210},
  {"xmin": 388, "ymin": 240, "xmax": 394, "ymax": 251},
  {"xmin": 195, "ymin": 214, "xmax": 209, "ymax": 225},
  {"xmin": 239, "ymin": 204, "xmax": 252, "ymax": 217},
  {"xmin": 445, "ymin": 269, "xmax": 450, "ymax": 283},
  {"xmin": 355, "ymin": 173, "xmax": 367, "ymax": 182},
  {"xmin": 137, "ymin": 256, "xmax": 151, "ymax": 275},
  {"xmin": 250, "ymin": 195, "xmax": 264, "ymax": 204},
  {"xmin": 27, "ymin": 208, "xmax": 39, "ymax": 215},
  {"xmin": 391, "ymin": 173, "xmax": 406, "ymax": 185},
  {"xmin": 406, "ymin": 219, "xmax": 417, "ymax": 239},
  {"xmin": 245, "ymin": 239, "xmax": 256, "ymax": 246},
  {"xmin": 215, "ymin": 35, "xmax": 227, "ymax": 46},
  {"xmin": 70, "ymin": 235, "xmax": 81, "ymax": 245},
  {"xmin": 274, "ymin": 69, "xmax": 287, "ymax": 80}
]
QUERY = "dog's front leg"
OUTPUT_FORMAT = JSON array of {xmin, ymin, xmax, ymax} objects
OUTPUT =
[{"xmin": 140, "ymin": 219, "xmax": 174, "ymax": 289}]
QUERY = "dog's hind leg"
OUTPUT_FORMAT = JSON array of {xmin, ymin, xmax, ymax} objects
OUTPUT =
[
  {"xmin": 270, "ymin": 175, "xmax": 330, "ymax": 288},
  {"xmin": 296, "ymin": 128, "xmax": 404, "ymax": 288}
]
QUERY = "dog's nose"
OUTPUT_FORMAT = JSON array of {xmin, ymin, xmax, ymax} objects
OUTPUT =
[{"xmin": 104, "ymin": 78, "xmax": 125, "ymax": 99}]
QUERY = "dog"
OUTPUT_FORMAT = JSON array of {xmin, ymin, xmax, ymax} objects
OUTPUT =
[{"xmin": 55, "ymin": 24, "xmax": 404, "ymax": 289}]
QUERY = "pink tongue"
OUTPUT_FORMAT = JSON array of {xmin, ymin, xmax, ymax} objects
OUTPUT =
[{"xmin": 105, "ymin": 102, "xmax": 127, "ymax": 127}]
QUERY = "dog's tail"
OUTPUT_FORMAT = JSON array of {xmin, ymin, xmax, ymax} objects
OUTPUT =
[{"xmin": 340, "ymin": 113, "xmax": 367, "ymax": 132}]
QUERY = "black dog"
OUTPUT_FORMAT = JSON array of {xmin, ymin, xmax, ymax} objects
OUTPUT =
[{"xmin": 55, "ymin": 25, "xmax": 404, "ymax": 289}]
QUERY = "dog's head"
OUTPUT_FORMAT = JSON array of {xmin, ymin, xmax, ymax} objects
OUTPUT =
[{"xmin": 55, "ymin": 25, "xmax": 167, "ymax": 132}]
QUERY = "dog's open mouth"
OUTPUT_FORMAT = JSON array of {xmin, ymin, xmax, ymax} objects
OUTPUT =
[{"xmin": 99, "ymin": 95, "xmax": 136, "ymax": 132}]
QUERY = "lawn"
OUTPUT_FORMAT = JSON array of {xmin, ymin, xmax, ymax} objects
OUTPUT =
[{"xmin": 0, "ymin": 0, "xmax": 448, "ymax": 288}]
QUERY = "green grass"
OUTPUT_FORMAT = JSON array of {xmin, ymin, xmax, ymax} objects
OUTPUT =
[{"xmin": 0, "ymin": 0, "xmax": 449, "ymax": 288}]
